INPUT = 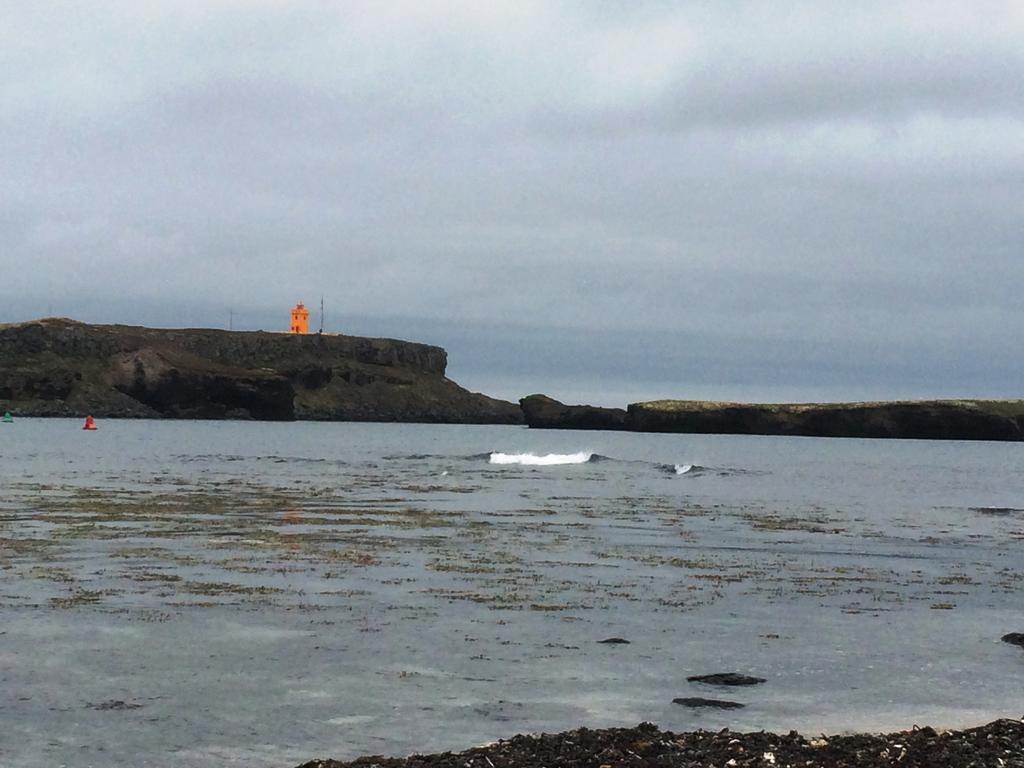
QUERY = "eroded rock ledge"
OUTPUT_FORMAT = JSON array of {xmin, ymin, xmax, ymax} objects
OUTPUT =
[
  {"xmin": 522, "ymin": 395, "xmax": 1024, "ymax": 441},
  {"xmin": 0, "ymin": 318, "xmax": 522, "ymax": 423}
]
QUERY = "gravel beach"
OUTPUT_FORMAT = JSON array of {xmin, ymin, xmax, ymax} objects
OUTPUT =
[{"xmin": 297, "ymin": 719, "xmax": 1024, "ymax": 768}]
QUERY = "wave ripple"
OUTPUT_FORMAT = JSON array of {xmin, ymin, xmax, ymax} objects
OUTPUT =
[{"xmin": 489, "ymin": 451, "xmax": 593, "ymax": 466}]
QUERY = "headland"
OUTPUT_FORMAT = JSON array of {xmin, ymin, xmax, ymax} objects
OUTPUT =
[
  {"xmin": 6, "ymin": 318, "xmax": 1024, "ymax": 439},
  {"xmin": 0, "ymin": 318, "xmax": 521, "ymax": 422},
  {"xmin": 521, "ymin": 394, "xmax": 1024, "ymax": 441}
]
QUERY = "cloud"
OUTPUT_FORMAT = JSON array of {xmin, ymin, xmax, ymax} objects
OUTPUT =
[{"xmin": 1, "ymin": 1, "xmax": 1022, "ymax": 399}]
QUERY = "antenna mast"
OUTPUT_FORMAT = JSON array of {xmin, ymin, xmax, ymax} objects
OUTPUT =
[{"xmin": 319, "ymin": 296, "xmax": 324, "ymax": 334}]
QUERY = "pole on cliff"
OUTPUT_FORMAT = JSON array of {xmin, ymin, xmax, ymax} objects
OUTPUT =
[{"xmin": 319, "ymin": 296, "xmax": 324, "ymax": 335}]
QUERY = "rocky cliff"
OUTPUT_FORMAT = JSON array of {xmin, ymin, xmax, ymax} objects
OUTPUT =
[
  {"xmin": 0, "ymin": 318, "xmax": 522, "ymax": 423},
  {"xmin": 522, "ymin": 394, "xmax": 1024, "ymax": 441},
  {"xmin": 519, "ymin": 394, "xmax": 628, "ymax": 430},
  {"xmin": 628, "ymin": 399, "xmax": 1024, "ymax": 440}
]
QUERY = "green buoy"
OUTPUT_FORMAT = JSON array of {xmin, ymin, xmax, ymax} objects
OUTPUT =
[{"xmin": 1, "ymin": 412, "xmax": 12, "ymax": 423}]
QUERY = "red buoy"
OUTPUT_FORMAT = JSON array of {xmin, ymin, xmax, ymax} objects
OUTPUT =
[{"xmin": 83, "ymin": 415, "xmax": 97, "ymax": 430}]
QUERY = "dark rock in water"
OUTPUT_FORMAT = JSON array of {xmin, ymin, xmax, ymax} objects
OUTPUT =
[
  {"xmin": 86, "ymin": 699, "xmax": 142, "ymax": 710},
  {"xmin": 688, "ymin": 672, "xmax": 766, "ymax": 686},
  {"xmin": 597, "ymin": 637, "xmax": 630, "ymax": 644},
  {"xmin": 520, "ymin": 394, "xmax": 628, "ymax": 431},
  {"xmin": 1002, "ymin": 632, "xmax": 1024, "ymax": 647},
  {"xmin": 971, "ymin": 507, "xmax": 1023, "ymax": 516},
  {"xmin": 672, "ymin": 697, "xmax": 745, "ymax": 709}
]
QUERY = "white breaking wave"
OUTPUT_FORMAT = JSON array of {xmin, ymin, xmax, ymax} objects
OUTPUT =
[
  {"xmin": 489, "ymin": 451, "xmax": 593, "ymax": 466},
  {"xmin": 674, "ymin": 464, "xmax": 694, "ymax": 475}
]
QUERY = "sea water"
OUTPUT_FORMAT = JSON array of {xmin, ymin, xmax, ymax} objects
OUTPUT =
[{"xmin": 1, "ymin": 419, "xmax": 1023, "ymax": 767}]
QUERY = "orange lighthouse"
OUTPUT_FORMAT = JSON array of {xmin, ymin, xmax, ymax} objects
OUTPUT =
[{"xmin": 289, "ymin": 303, "xmax": 309, "ymax": 334}]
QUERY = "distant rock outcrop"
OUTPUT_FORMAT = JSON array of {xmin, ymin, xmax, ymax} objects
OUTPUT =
[
  {"xmin": 519, "ymin": 394, "xmax": 627, "ymax": 430},
  {"xmin": 519, "ymin": 394, "xmax": 1024, "ymax": 441},
  {"xmin": 628, "ymin": 399, "xmax": 1024, "ymax": 441},
  {"xmin": 0, "ymin": 318, "xmax": 522, "ymax": 423}
]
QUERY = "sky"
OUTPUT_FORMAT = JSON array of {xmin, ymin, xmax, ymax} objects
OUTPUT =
[{"xmin": 2, "ymin": 1, "xmax": 1022, "ymax": 406}]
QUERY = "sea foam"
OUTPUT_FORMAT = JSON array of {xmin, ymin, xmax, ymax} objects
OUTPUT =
[{"xmin": 489, "ymin": 451, "xmax": 593, "ymax": 466}]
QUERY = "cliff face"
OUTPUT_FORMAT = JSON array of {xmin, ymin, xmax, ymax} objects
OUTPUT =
[
  {"xmin": 628, "ymin": 399, "xmax": 1024, "ymax": 440},
  {"xmin": 521, "ymin": 394, "xmax": 1024, "ymax": 441},
  {"xmin": 0, "ymin": 318, "xmax": 522, "ymax": 423}
]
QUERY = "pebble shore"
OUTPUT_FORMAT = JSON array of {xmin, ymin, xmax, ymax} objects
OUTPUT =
[{"xmin": 297, "ymin": 719, "xmax": 1024, "ymax": 768}]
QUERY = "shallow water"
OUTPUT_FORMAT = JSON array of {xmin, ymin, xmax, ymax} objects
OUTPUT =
[{"xmin": 1, "ymin": 419, "xmax": 1023, "ymax": 767}]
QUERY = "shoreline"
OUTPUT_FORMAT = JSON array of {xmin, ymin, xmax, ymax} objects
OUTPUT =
[{"xmin": 297, "ymin": 719, "xmax": 1024, "ymax": 767}]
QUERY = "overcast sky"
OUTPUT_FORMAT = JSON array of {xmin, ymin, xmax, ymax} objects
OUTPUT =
[{"xmin": 2, "ymin": 1, "xmax": 1022, "ymax": 405}]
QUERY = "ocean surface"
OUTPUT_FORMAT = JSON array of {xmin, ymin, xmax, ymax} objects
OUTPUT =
[{"xmin": 1, "ymin": 419, "xmax": 1023, "ymax": 767}]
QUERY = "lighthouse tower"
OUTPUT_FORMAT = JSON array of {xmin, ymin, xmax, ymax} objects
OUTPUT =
[{"xmin": 289, "ymin": 303, "xmax": 309, "ymax": 334}]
